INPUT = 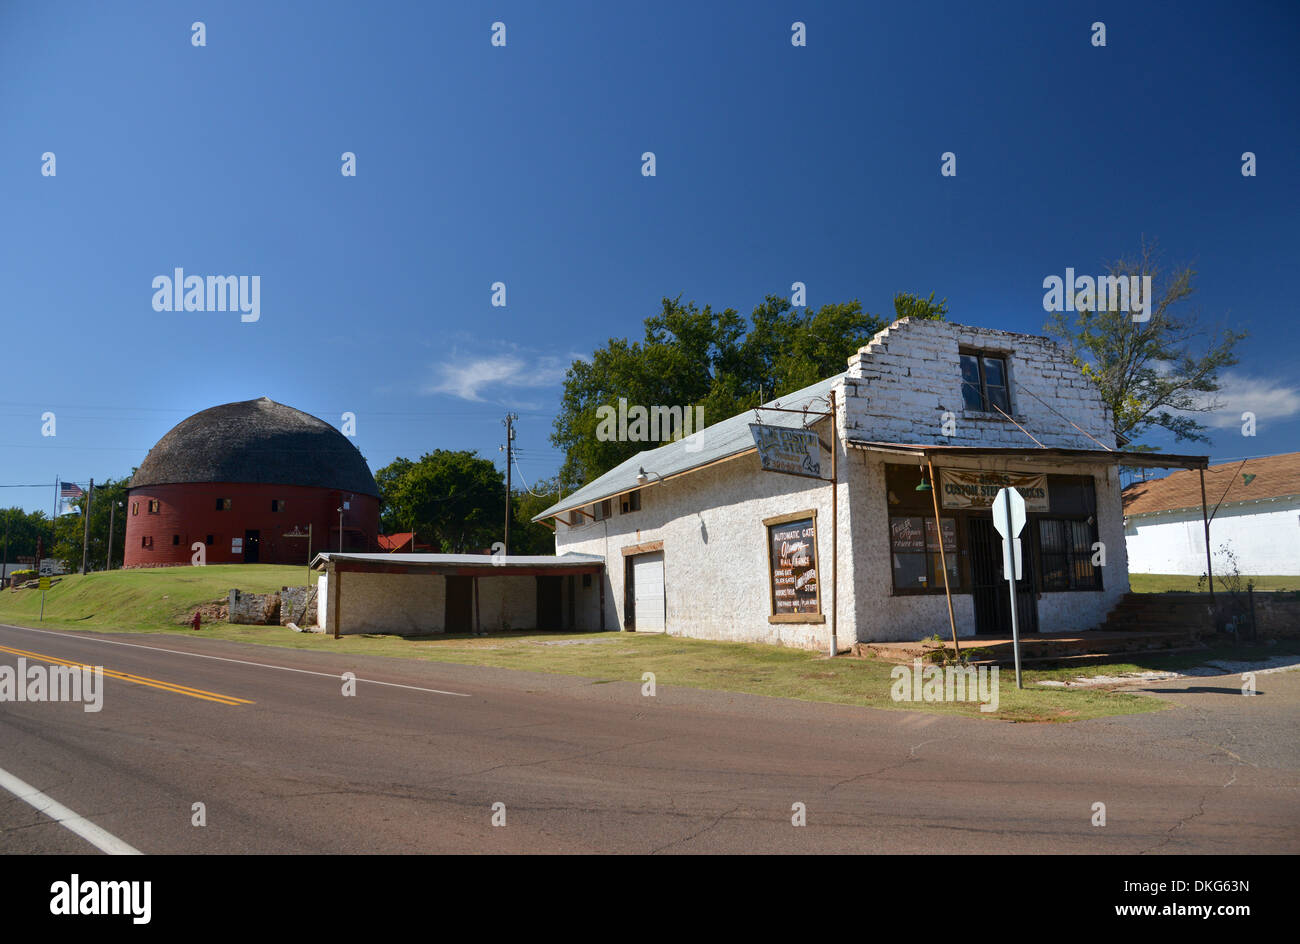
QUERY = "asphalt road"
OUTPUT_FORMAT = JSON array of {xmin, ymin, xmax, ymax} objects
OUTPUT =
[{"xmin": 1, "ymin": 621, "xmax": 1296, "ymax": 854}]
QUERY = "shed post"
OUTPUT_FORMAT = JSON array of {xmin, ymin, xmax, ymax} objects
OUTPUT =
[
  {"xmin": 474, "ymin": 575, "xmax": 481, "ymax": 635},
  {"xmin": 599, "ymin": 573, "xmax": 606, "ymax": 632},
  {"xmin": 332, "ymin": 564, "xmax": 342, "ymax": 639}
]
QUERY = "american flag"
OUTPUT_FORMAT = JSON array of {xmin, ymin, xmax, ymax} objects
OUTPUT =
[{"xmin": 60, "ymin": 482, "xmax": 84, "ymax": 498}]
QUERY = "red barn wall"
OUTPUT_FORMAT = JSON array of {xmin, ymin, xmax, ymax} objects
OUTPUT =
[{"xmin": 123, "ymin": 482, "xmax": 380, "ymax": 568}]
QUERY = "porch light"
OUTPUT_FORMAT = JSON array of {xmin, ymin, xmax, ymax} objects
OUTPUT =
[{"xmin": 915, "ymin": 465, "xmax": 932, "ymax": 492}]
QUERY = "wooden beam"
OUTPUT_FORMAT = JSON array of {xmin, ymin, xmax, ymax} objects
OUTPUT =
[{"xmin": 928, "ymin": 458, "xmax": 960, "ymax": 656}]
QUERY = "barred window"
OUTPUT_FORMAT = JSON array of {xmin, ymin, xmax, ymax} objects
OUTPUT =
[{"xmin": 1038, "ymin": 518, "xmax": 1099, "ymax": 591}]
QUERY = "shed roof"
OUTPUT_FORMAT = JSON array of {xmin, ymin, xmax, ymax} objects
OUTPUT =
[
  {"xmin": 311, "ymin": 552, "xmax": 604, "ymax": 574},
  {"xmin": 1122, "ymin": 451, "xmax": 1300, "ymax": 517}
]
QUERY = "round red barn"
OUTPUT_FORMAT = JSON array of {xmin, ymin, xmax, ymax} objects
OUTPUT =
[{"xmin": 123, "ymin": 397, "xmax": 380, "ymax": 568}]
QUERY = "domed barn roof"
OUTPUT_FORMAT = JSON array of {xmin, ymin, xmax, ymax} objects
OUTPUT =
[{"xmin": 130, "ymin": 397, "xmax": 378, "ymax": 496}]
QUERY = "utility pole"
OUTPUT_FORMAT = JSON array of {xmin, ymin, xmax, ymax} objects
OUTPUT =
[
  {"xmin": 2, "ymin": 508, "xmax": 10, "ymax": 583},
  {"xmin": 107, "ymin": 500, "xmax": 121, "ymax": 571},
  {"xmin": 501, "ymin": 413, "xmax": 517, "ymax": 555},
  {"xmin": 80, "ymin": 479, "xmax": 94, "ymax": 575}
]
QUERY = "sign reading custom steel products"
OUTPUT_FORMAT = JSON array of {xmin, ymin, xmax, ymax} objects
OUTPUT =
[
  {"xmin": 768, "ymin": 517, "xmax": 819, "ymax": 615},
  {"xmin": 940, "ymin": 469, "xmax": 1048, "ymax": 512},
  {"xmin": 749, "ymin": 424, "xmax": 823, "ymax": 479}
]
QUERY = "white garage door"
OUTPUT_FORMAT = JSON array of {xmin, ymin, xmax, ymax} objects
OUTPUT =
[{"xmin": 632, "ymin": 552, "xmax": 665, "ymax": 633}]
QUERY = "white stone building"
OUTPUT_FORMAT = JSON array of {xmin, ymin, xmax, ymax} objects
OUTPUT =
[
  {"xmin": 534, "ymin": 317, "xmax": 1208, "ymax": 650},
  {"xmin": 311, "ymin": 553, "xmax": 605, "ymax": 636},
  {"xmin": 1124, "ymin": 452, "xmax": 1300, "ymax": 577}
]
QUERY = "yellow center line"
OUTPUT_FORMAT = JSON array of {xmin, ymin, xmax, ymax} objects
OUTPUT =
[{"xmin": 0, "ymin": 644, "xmax": 255, "ymax": 707}]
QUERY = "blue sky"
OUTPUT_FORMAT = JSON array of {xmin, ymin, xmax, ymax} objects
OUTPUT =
[{"xmin": 2, "ymin": 0, "xmax": 1297, "ymax": 515}]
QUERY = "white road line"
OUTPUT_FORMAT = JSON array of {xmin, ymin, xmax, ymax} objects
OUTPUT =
[
  {"xmin": 0, "ymin": 765, "xmax": 142, "ymax": 855},
  {"xmin": 0, "ymin": 623, "xmax": 471, "ymax": 698}
]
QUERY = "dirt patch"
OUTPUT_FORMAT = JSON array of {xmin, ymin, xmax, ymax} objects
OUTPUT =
[{"xmin": 176, "ymin": 599, "xmax": 228, "ymax": 626}]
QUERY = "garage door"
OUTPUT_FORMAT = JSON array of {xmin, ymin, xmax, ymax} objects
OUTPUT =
[{"xmin": 631, "ymin": 552, "xmax": 665, "ymax": 633}]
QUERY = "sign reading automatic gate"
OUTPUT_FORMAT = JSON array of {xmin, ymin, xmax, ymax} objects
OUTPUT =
[{"xmin": 768, "ymin": 517, "xmax": 819, "ymax": 615}]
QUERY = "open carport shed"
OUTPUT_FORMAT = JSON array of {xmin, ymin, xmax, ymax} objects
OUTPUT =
[{"xmin": 311, "ymin": 552, "xmax": 606, "ymax": 637}]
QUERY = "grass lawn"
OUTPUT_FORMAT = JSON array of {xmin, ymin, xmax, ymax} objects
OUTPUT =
[
  {"xmin": 0, "ymin": 564, "xmax": 307, "ymax": 632},
  {"xmin": 1129, "ymin": 573, "xmax": 1300, "ymax": 592},
  {"xmin": 0, "ymin": 565, "xmax": 1205, "ymax": 723}
]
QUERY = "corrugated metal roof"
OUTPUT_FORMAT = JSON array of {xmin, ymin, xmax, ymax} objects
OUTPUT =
[
  {"xmin": 312, "ymin": 552, "xmax": 604, "ymax": 569},
  {"xmin": 533, "ymin": 372, "xmax": 842, "ymax": 520}
]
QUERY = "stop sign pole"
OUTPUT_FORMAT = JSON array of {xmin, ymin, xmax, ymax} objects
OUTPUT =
[{"xmin": 992, "ymin": 486, "xmax": 1027, "ymax": 689}]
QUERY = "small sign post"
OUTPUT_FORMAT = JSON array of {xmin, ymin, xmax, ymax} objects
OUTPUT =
[
  {"xmin": 991, "ymin": 486, "xmax": 1027, "ymax": 689},
  {"xmin": 38, "ymin": 575, "xmax": 50, "ymax": 621}
]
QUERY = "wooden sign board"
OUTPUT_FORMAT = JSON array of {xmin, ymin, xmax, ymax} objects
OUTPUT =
[
  {"xmin": 768, "ymin": 516, "xmax": 819, "ymax": 615},
  {"xmin": 941, "ymin": 469, "xmax": 1049, "ymax": 512},
  {"xmin": 750, "ymin": 424, "xmax": 823, "ymax": 479}
]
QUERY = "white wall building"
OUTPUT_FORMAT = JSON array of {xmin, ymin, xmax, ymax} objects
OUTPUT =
[
  {"xmin": 536, "ymin": 317, "xmax": 1208, "ymax": 650},
  {"xmin": 312, "ymin": 553, "xmax": 605, "ymax": 635},
  {"xmin": 1124, "ymin": 452, "xmax": 1300, "ymax": 577}
]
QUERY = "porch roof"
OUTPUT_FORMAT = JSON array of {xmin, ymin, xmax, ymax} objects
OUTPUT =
[{"xmin": 844, "ymin": 440, "xmax": 1209, "ymax": 470}]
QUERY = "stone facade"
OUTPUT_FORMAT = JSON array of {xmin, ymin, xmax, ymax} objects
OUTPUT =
[
  {"xmin": 228, "ymin": 588, "xmax": 281, "ymax": 624},
  {"xmin": 552, "ymin": 318, "xmax": 1130, "ymax": 649},
  {"xmin": 279, "ymin": 585, "xmax": 318, "ymax": 626},
  {"xmin": 840, "ymin": 318, "xmax": 1113, "ymax": 450}
]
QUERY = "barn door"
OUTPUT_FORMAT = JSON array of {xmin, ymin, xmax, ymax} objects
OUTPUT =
[{"xmin": 630, "ymin": 552, "xmax": 665, "ymax": 633}]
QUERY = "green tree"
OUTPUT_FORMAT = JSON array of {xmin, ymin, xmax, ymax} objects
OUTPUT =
[
  {"xmin": 1, "ymin": 507, "xmax": 51, "ymax": 565},
  {"xmin": 892, "ymin": 291, "xmax": 949, "ymax": 322},
  {"xmin": 375, "ymin": 451, "xmax": 505, "ymax": 553},
  {"xmin": 552, "ymin": 290, "xmax": 947, "ymax": 484},
  {"xmin": 50, "ymin": 477, "xmax": 132, "ymax": 571},
  {"xmin": 1046, "ymin": 241, "xmax": 1246, "ymax": 445},
  {"xmin": 509, "ymin": 476, "xmax": 563, "ymax": 555}
]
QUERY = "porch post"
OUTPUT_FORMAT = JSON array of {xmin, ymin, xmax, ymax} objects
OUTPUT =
[
  {"xmin": 829, "ymin": 389, "xmax": 838, "ymax": 658},
  {"xmin": 1199, "ymin": 468, "xmax": 1214, "ymax": 605},
  {"xmin": 927, "ymin": 457, "xmax": 960, "ymax": 655}
]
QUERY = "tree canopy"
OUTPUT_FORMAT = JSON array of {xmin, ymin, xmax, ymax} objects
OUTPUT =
[
  {"xmin": 375, "ymin": 450, "xmax": 505, "ymax": 553},
  {"xmin": 1045, "ymin": 241, "xmax": 1245, "ymax": 446},
  {"xmin": 552, "ymin": 291, "xmax": 946, "ymax": 485}
]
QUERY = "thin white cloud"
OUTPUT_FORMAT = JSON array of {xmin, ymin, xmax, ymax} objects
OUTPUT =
[
  {"xmin": 1197, "ymin": 371, "xmax": 1300, "ymax": 428},
  {"xmin": 424, "ymin": 352, "xmax": 570, "ymax": 403}
]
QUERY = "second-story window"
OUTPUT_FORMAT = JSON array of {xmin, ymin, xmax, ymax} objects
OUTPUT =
[{"xmin": 960, "ymin": 351, "xmax": 1010, "ymax": 414}]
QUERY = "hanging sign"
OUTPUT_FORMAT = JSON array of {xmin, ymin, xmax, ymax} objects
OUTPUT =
[
  {"xmin": 750, "ymin": 424, "xmax": 823, "ymax": 479},
  {"xmin": 940, "ymin": 469, "xmax": 1049, "ymax": 512}
]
